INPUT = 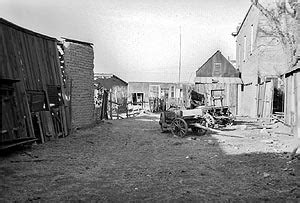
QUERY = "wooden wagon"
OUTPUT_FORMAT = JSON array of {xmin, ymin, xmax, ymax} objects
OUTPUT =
[
  {"xmin": 159, "ymin": 106, "xmax": 214, "ymax": 137},
  {"xmin": 159, "ymin": 105, "xmax": 234, "ymax": 137}
]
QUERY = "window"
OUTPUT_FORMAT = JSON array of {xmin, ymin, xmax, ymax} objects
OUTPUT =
[
  {"xmin": 243, "ymin": 36, "xmax": 247, "ymax": 61},
  {"xmin": 213, "ymin": 63, "xmax": 222, "ymax": 76},
  {"xmin": 132, "ymin": 93, "xmax": 144, "ymax": 105},
  {"xmin": 250, "ymin": 25, "xmax": 254, "ymax": 54},
  {"xmin": 237, "ymin": 44, "xmax": 241, "ymax": 68},
  {"xmin": 149, "ymin": 85, "xmax": 160, "ymax": 98},
  {"xmin": 170, "ymin": 86, "xmax": 175, "ymax": 98},
  {"xmin": 160, "ymin": 87, "xmax": 169, "ymax": 98}
]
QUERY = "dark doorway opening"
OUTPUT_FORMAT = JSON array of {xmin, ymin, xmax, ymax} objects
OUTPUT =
[
  {"xmin": 272, "ymin": 78, "xmax": 284, "ymax": 114},
  {"xmin": 132, "ymin": 93, "xmax": 144, "ymax": 107}
]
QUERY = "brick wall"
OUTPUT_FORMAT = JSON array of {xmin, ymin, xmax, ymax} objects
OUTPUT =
[{"xmin": 64, "ymin": 41, "xmax": 95, "ymax": 128}]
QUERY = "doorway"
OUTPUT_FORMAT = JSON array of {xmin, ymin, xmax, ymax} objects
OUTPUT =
[
  {"xmin": 272, "ymin": 78, "xmax": 284, "ymax": 114},
  {"xmin": 132, "ymin": 93, "xmax": 144, "ymax": 107}
]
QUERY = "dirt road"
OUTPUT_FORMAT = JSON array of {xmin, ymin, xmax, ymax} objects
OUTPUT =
[{"xmin": 0, "ymin": 113, "xmax": 299, "ymax": 201}]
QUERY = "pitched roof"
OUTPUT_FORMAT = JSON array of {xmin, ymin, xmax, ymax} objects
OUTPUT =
[
  {"xmin": 95, "ymin": 73, "xmax": 127, "ymax": 89},
  {"xmin": 195, "ymin": 50, "xmax": 240, "ymax": 78},
  {"xmin": 196, "ymin": 50, "xmax": 220, "ymax": 73},
  {"xmin": 0, "ymin": 18, "xmax": 57, "ymax": 41},
  {"xmin": 232, "ymin": 4, "xmax": 254, "ymax": 37}
]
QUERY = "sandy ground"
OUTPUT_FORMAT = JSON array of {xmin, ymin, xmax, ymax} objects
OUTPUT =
[{"xmin": 0, "ymin": 113, "xmax": 299, "ymax": 202}]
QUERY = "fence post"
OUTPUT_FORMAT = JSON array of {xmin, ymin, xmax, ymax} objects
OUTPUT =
[
  {"xmin": 109, "ymin": 89, "xmax": 113, "ymax": 119},
  {"xmin": 117, "ymin": 104, "xmax": 119, "ymax": 119},
  {"xmin": 126, "ymin": 102, "xmax": 128, "ymax": 118}
]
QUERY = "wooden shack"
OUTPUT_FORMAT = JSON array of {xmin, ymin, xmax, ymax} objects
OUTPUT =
[
  {"xmin": 0, "ymin": 18, "xmax": 67, "ymax": 149},
  {"xmin": 127, "ymin": 82, "xmax": 192, "ymax": 112},
  {"xmin": 194, "ymin": 50, "xmax": 242, "ymax": 115},
  {"xmin": 94, "ymin": 73, "xmax": 128, "ymax": 119}
]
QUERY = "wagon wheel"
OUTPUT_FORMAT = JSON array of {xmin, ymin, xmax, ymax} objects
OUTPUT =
[
  {"xmin": 192, "ymin": 119, "xmax": 207, "ymax": 136},
  {"xmin": 171, "ymin": 118, "xmax": 188, "ymax": 137},
  {"xmin": 159, "ymin": 112, "xmax": 167, "ymax": 133}
]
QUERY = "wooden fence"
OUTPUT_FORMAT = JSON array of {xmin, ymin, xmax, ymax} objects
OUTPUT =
[{"xmin": 95, "ymin": 100, "xmax": 147, "ymax": 120}]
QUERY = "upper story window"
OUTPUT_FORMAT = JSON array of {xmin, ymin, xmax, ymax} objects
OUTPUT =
[
  {"xmin": 250, "ymin": 24, "xmax": 254, "ymax": 54},
  {"xmin": 238, "ymin": 44, "xmax": 241, "ymax": 68},
  {"xmin": 243, "ymin": 36, "xmax": 247, "ymax": 61},
  {"xmin": 160, "ymin": 87, "xmax": 169, "ymax": 98},
  {"xmin": 149, "ymin": 85, "xmax": 160, "ymax": 98},
  {"xmin": 213, "ymin": 63, "xmax": 222, "ymax": 76}
]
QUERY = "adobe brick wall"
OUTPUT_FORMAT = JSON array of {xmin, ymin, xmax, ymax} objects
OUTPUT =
[{"xmin": 64, "ymin": 41, "xmax": 95, "ymax": 128}]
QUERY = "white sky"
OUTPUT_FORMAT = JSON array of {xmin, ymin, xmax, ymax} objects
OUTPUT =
[{"xmin": 0, "ymin": 0, "xmax": 251, "ymax": 83}]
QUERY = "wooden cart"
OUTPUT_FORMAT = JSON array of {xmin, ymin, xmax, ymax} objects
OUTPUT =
[{"xmin": 159, "ymin": 107, "xmax": 215, "ymax": 137}]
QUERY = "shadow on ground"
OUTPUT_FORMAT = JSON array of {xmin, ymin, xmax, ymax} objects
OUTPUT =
[{"xmin": 0, "ymin": 114, "xmax": 299, "ymax": 202}]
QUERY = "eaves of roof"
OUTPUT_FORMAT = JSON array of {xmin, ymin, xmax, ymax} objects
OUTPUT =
[
  {"xmin": 0, "ymin": 18, "xmax": 57, "ymax": 41},
  {"xmin": 232, "ymin": 4, "xmax": 254, "ymax": 37}
]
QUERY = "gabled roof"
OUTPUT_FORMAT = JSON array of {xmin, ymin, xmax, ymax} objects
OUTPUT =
[
  {"xmin": 95, "ymin": 73, "xmax": 127, "ymax": 89},
  {"xmin": 195, "ymin": 50, "xmax": 240, "ymax": 78},
  {"xmin": 196, "ymin": 50, "xmax": 220, "ymax": 73}
]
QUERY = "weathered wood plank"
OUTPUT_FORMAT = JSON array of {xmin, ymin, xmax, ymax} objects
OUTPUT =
[
  {"xmin": 1, "ymin": 19, "xmax": 68, "ymax": 144},
  {"xmin": 0, "ymin": 26, "xmax": 10, "ymax": 78}
]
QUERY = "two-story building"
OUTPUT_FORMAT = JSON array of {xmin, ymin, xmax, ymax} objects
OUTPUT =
[{"xmin": 232, "ymin": 4, "xmax": 290, "ymax": 118}]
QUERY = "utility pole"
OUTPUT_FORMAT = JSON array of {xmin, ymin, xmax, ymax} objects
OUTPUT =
[{"xmin": 178, "ymin": 26, "xmax": 182, "ymax": 84}]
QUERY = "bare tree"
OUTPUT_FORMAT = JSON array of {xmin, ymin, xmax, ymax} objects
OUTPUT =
[{"xmin": 251, "ymin": 0, "xmax": 299, "ymax": 68}]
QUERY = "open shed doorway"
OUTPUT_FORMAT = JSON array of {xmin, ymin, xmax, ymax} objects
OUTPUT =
[
  {"xmin": 132, "ymin": 93, "xmax": 144, "ymax": 108},
  {"xmin": 257, "ymin": 77, "xmax": 284, "ymax": 119},
  {"xmin": 272, "ymin": 78, "xmax": 284, "ymax": 114}
]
